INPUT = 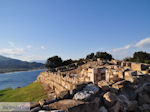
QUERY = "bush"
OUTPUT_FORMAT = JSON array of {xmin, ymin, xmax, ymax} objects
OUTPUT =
[
  {"xmin": 45, "ymin": 51, "xmax": 113, "ymax": 69},
  {"xmin": 124, "ymin": 51, "xmax": 150, "ymax": 64},
  {"xmin": 133, "ymin": 51, "xmax": 150, "ymax": 63},
  {"xmin": 45, "ymin": 56, "xmax": 74, "ymax": 69},
  {"xmin": 144, "ymin": 60, "xmax": 150, "ymax": 64},
  {"xmin": 62, "ymin": 59, "xmax": 73, "ymax": 66},
  {"xmin": 45, "ymin": 56, "xmax": 63, "ymax": 69},
  {"xmin": 86, "ymin": 53, "xmax": 95, "ymax": 60},
  {"xmin": 123, "ymin": 57, "xmax": 133, "ymax": 62},
  {"xmin": 95, "ymin": 52, "xmax": 112, "ymax": 61}
]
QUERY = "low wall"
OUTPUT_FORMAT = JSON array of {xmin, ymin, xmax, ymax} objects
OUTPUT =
[
  {"xmin": 36, "ymin": 61, "xmax": 103, "ymax": 95},
  {"xmin": 37, "ymin": 71, "xmax": 90, "ymax": 95}
]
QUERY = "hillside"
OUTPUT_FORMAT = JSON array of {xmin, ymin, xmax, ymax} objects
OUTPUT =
[
  {"xmin": 0, "ymin": 82, "xmax": 47, "ymax": 102},
  {"xmin": 0, "ymin": 55, "xmax": 45, "ymax": 73}
]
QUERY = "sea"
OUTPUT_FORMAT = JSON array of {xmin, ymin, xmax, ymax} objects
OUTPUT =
[{"xmin": 0, "ymin": 69, "xmax": 45, "ymax": 90}]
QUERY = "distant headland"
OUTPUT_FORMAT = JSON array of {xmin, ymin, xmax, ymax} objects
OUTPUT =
[{"xmin": 0, "ymin": 55, "xmax": 45, "ymax": 73}]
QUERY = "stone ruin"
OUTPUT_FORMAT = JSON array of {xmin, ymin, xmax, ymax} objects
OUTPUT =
[
  {"xmin": 37, "ymin": 60, "xmax": 105, "ymax": 95},
  {"xmin": 37, "ymin": 59, "xmax": 150, "ymax": 94},
  {"xmin": 34, "ymin": 59, "xmax": 150, "ymax": 112}
]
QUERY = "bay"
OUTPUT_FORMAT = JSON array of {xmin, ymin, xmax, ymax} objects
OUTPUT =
[{"xmin": 0, "ymin": 70, "xmax": 45, "ymax": 90}]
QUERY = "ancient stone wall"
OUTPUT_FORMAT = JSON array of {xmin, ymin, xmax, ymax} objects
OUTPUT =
[
  {"xmin": 131, "ymin": 62, "xmax": 148, "ymax": 71},
  {"xmin": 37, "ymin": 71, "xmax": 90, "ymax": 95},
  {"xmin": 37, "ymin": 60, "xmax": 150, "ymax": 96},
  {"xmin": 37, "ymin": 61, "xmax": 105, "ymax": 95}
]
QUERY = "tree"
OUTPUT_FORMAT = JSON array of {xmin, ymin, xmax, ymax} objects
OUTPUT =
[
  {"xmin": 86, "ymin": 53, "xmax": 95, "ymax": 60},
  {"xmin": 123, "ymin": 57, "xmax": 133, "ymax": 62},
  {"xmin": 144, "ymin": 60, "xmax": 150, "ymax": 64},
  {"xmin": 123, "ymin": 51, "xmax": 150, "ymax": 64},
  {"xmin": 95, "ymin": 52, "xmax": 112, "ymax": 61},
  {"xmin": 45, "ymin": 56, "xmax": 63, "ymax": 69},
  {"xmin": 133, "ymin": 51, "xmax": 150, "ymax": 63},
  {"xmin": 62, "ymin": 59, "xmax": 73, "ymax": 66}
]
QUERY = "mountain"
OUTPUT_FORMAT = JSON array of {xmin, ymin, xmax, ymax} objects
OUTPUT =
[
  {"xmin": 30, "ymin": 60, "xmax": 46, "ymax": 64},
  {"xmin": 0, "ymin": 55, "xmax": 45, "ymax": 73}
]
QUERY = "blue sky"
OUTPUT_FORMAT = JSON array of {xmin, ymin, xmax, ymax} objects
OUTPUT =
[{"xmin": 0, "ymin": 0, "xmax": 150, "ymax": 61}]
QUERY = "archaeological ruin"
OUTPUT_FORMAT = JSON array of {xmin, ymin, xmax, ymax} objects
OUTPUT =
[{"xmin": 33, "ymin": 59, "xmax": 150, "ymax": 112}]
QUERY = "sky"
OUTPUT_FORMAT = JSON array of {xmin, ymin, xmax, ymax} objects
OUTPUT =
[{"xmin": 0, "ymin": 0, "xmax": 150, "ymax": 61}]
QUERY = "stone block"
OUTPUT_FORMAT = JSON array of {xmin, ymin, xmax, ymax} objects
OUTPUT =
[
  {"xmin": 141, "ymin": 70, "xmax": 149, "ymax": 74},
  {"xmin": 131, "ymin": 63, "xmax": 148, "ymax": 71},
  {"xmin": 99, "ymin": 106, "xmax": 108, "ymax": 112},
  {"xmin": 114, "ymin": 65, "xmax": 119, "ymax": 70},
  {"xmin": 48, "ymin": 99, "xmax": 85, "ymax": 111},
  {"xmin": 124, "ymin": 71, "xmax": 137, "ymax": 82},
  {"xmin": 98, "ymin": 80, "xmax": 110, "ymax": 91},
  {"xmin": 118, "ymin": 70, "xmax": 124, "ymax": 79},
  {"xmin": 105, "ymin": 69, "xmax": 111, "ymax": 82},
  {"xmin": 126, "ymin": 62, "xmax": 131, "ymax": 68},
  {"xmin": 117, "ymin": 95, "xmax": 137, "ymax": 111},
  {"xmin": 73, "ymin": 84, "xmax": 99, "ymax": 101},
  {"xmin": 103, "ymin": 92, "xmax": 117, "ymax": 107},
  {"xmin": 121, "ymin": 62, "xmax": 126, "ymax": 67}
]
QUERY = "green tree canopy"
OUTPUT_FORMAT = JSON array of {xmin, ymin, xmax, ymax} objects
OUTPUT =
[
  {"xmin": 133, "ymin": 51, "xmax": 150, "ymax": 63},
  {"xmin": 62, "ymin": 59, "xmax": 73, "ymax": 66},
  {"xmin": 45, "ymin": 56, "xmax": 63, "ymax": 69},
  {"xmin": 45, "ymin": 51, "xmax": 113, "ymax": 69},
  {"xmin": 95, "ymin": 52, "xmax": 112, "ymax": 61},
  {"xmin": 86, "ymin": 53, "xmax": 95, "ymax": 60},
  {"xmin": 123, "ymin": 51, "xmax": 150, "ymax": 64},
  {"xmin": 123, "ymin": 57, "xmax": 133, "ymax": 62}
]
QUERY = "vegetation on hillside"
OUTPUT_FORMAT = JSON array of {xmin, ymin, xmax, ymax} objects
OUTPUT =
[
  {"xmin": 45, "ymin": 51, "xmax": 113, "ymax": 69},
  {"xmin": 45, "ymin": 51, "xmax": 150, "ymax": 70},
  {"xmin": 0, "ymin": 82, "xmax": 47, "ymax": 102},
  {"xmin": 86, "ymin": 52, "xmax": 112, "ymax": 61},
  {"xmin": 124, "ymin": 51, "xmax": 150, "ymax": 64}
]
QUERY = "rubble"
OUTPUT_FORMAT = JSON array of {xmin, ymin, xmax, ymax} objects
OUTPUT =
[
  {"xmin": 103, "ymin": 92, "xmax": 117, "ymax": 107},
  {"xmin": 73, "ymin": 84, "xmax": 99, "ymax": 101},
  {"xmin": 34, "ymin": 59, "xmax": 150, "ymax": 112},
  {"xmin": 99, "ymin": 106, "xmax": 108, "ymax": 112},
  {"xmin": 98, "ymin": 80, "xmax": 110, "ymax": 91}
]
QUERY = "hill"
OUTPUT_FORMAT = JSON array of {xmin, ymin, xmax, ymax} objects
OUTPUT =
[
  {"xmin": 0, "ymin": 55, "xmax": 45, "ymax": 73},
  {"xmin": 30, "ymin": 60, "xmax": 46, "ymax": 64}
]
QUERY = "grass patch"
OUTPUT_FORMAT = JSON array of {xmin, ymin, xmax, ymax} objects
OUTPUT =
[{"xmin": 0, "ymin": 82, "xmax": 47, "ymax": 102}]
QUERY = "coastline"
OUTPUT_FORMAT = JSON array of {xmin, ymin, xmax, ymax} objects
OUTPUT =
[
  {"xmin": 0, "ymin": 69, "xmax": 47, "ymax": 90},
  {"xmin": 0, "ymin": 68, "xmax": 47, "ymax": 74}
]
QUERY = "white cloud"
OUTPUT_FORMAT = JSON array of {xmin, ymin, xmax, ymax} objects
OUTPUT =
[
  {"xmin": 109, "ymin": 45, "xmax": 132, "ymax": 60},
  {"xmin": 109, "ymin": 37, "xmax": 150, "ymax": 60},
  {"xmin": 0, "ymin": 43, "xmax": 48, "ymax": 61},
  {"xmin": 110, "ymin": 45, "xmax": 131, "ymax": 53},
  {"xmin": 26, "ymin": 45, "xmax": 32, "ymax": 49},
  {"xmin": 135, "ymin": 37, "xmax": 150, "ymax": 48},
  {"xmin": 0, "ymin": 48, "xmax": 24, "ymax": 55},
  {"xmin": 20, "ymin": 55, "xmax": 47, "ymax": 61},
  {"xmin": 8, "ymin": 41, "xmax": 15, "ymax": 47},
  {"xmin": 41, "ymin": 46, "xmax": 46, "ymax": 49}
]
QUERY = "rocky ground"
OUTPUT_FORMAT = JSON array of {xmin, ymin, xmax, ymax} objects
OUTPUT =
[{"xmin": 31, "ymin": 73, "xmax": 150, "ymax": 112}]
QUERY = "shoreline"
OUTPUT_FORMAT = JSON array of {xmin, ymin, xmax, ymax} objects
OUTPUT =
[
  {"xmin": 0, "ymin": 69, "xmax": 47, "ymax": 90},
  {"xmin": 0, "ymin": 68, "xmax": 47, "ymax": 74}
]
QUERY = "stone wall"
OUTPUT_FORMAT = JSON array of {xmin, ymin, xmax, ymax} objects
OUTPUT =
[
  {"xmin": 37, "ymin": 60, "xmax": 150, "ymax": 96},
  {"xmin": 37, "ymin": 71, "xmax": 90, "ymax": 95},
  {"xmin": 131, "ymin": 62, "xmax": 148, "ymax": 71},
  {"xmin": 81, "ymin": 68, "xmax": 102, "ymax": 84},
  {"xmin": 37, "ymin": 61, "xmax": 105, "ymax": 95}
]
